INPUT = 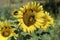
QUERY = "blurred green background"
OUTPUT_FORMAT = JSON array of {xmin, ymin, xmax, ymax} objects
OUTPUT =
[{"xmin": 0, "ymin": 0, "xmax": 60, "ymax": 40}]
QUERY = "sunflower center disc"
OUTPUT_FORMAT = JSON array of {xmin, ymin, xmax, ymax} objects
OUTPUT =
[
  {"xmin": 2, "ymin": 31, "xmax": 10, "ymax": 37},
  {"xmin": 1, "ymin": 27, "xmax": 11, "ymax": 37},
  {"xmin": 23, "ymin": 9, "xmax": 36, "ymax": 26}
]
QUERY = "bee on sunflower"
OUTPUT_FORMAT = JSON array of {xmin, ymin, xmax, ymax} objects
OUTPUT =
[
  {"xmin": 0, "ymin": 21, "xmax": 18, "ymax": 40},
  {"xmin": 12, "ymin": 2, "xmax": 54, "ymax": 33}
]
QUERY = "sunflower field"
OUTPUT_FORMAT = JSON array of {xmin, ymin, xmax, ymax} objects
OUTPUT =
[{"xmin": 0, "ymin": 0, "xmax": 60, "ymax": 40}]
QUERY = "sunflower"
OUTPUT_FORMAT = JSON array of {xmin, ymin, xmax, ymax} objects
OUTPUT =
[
  {"xmin": 0, "ymin": 21, "xmax": 17, "ymax": 40},
  {"xmin": 12, "ymin": 2, "xmax": 54, "ymax": 33},
  {"xmin": 12, "ymin": 2, "xmax": 45, "ymax": 33},
  {"xmin": 41, "ymin": 11, "xmax": 54, "ymax": 30}
]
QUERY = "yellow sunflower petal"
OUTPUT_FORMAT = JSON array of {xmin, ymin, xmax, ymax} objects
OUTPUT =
[
  {"xmin": 37, "ymin": 3, "xmax": 40, "ymax": 7},
  {"xmin": 0, "ymin": 34, "xmax": 8, "ymax": 40},
  {"xmin": 34, "ymin": 22, "xmax": 41, "ymax": 28},
  {"xmin": 20, "ymin": 7, "xmax": 25, "ymax": 13},
  {"xmin": 38, "ymin": 5, "xmax": 43, "ymax": 10}
]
